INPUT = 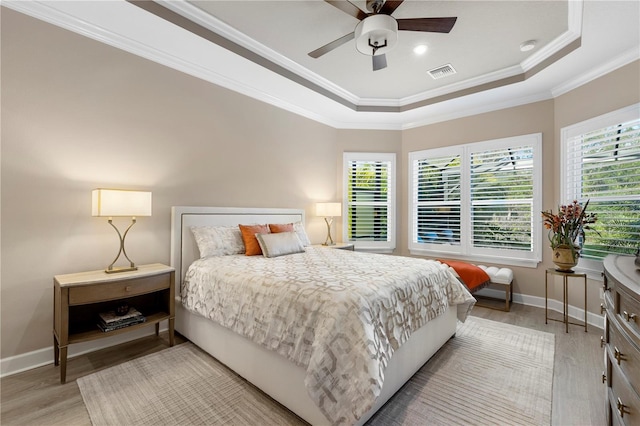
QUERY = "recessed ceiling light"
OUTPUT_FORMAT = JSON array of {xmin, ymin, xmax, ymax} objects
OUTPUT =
[
  {"xmin": 413, "ymin": 44, "xmax": 428, "ymax": 55},
  {"xmin": 520, "ymin": 40, "xmax": 537, "ymax": 52}
]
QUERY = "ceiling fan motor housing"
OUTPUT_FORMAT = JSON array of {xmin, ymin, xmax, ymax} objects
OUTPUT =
[{"xmin": 354, "ymin": 14, "xmax": 398, "ymax": 56}]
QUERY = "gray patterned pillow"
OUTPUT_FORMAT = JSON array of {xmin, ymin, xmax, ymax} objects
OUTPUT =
[
  {"xmin": 190, "ymin": 226, "xmax": 245, "ymax": 257},
  {"xmin": 256, "ymin": 232, "xmax": 305, "ymax": 258}
]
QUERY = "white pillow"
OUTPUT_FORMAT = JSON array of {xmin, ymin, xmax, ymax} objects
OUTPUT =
[
  {"xmin": 190, "ymin": 226, "xmax": 245, "ymax": 257},
  {"xmin": 255, "ymin": 232, "xmax": 305, "ymax": 258},
  {"xmin": 293, "ymin": 221, "xmax": 311, "ymax": 246}
]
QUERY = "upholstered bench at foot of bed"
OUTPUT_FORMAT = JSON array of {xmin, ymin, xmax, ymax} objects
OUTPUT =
[{"xmin": 474, "ymin": 265, "xmax": 514, "ymax": 312}]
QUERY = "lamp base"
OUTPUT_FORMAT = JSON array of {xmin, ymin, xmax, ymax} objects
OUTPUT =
[
  {"xmin": 323, "ymin": 217, "xmax": 336, "ymax": 246},
  {"xmin": 105, "ymin": 218, "xmax": 139, "ymax": 274},
  {"xmin": 105, "ymin": 265, "xmax": 138, "ymax": 274}
]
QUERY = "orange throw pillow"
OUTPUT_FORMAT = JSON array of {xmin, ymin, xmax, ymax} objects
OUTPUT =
[
  {"xmin": 269, "ymin": 223, "xmax": 294, "ymax": 233},
  {"xmin": 239, "ymin": 224, "xmax": 270, "ymax": 256},
  {"xmin": 437, "ymin": 259, "xmax": 490, "ymax": 292}
]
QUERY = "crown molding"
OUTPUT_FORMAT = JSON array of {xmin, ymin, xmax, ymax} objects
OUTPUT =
[
  {"xmin": 551, "ymin": 47, "xmax": 640, "ymax": 98},
  {"xmin": 3, "ymin": 0, "xmax": 636, "ymax": 131},
  {"xmin": 157, "ymin": 0, "xmax": 362, "ymax": 106}
]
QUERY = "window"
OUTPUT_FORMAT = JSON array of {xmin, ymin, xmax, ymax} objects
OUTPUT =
[
  {"xmin": 409, "ymin": 134, "xmax": 542, "ymax": 267},
  {"xmin": 343, "ymin": 153, "xmax": 396, "ymax": 252},
  {"xmin": 562, "ymin": 103, "xmax": 640, "ymax": 274}
]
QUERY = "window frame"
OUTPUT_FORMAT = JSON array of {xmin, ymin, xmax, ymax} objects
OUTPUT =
[
  {"xmin": 561, "ymin": 103, "xmax": 640, "ymax": 278},
  {"xmin": 342, "ymin": 152, "xmax": 396, "ymax": 253},
  {"xmin": 408, "ymin": 134, "xmax": 542, "ymax": 268}
]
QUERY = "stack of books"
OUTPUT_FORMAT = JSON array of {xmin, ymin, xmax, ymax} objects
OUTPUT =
[{"xmin": 97, "ymin": 307, "xmax": 146, "ymax": 332}]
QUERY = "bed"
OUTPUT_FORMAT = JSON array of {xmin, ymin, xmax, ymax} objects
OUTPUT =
[{"xmin": 170, "ymin": 206, "xmax": 475, "ymax": 425}]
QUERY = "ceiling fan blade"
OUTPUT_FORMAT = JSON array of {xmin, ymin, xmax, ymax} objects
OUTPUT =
[
  {"xmin": 372, "ymin": 53, "xmax": 387, "ymax": 71},
  {"xmin": 379, "ymin": 0, "xmax": 404, "ymax": 15},
  {"xmin": 308, "ymin": 32, "xmax": 355, "ymax": 58},
  {"xmin": 325, "ymin": 0, "xmax": 367, "ymax": 21},
  {"xmin": 397, "ymin": 17, "xmax": 457, "ymax": 33}
]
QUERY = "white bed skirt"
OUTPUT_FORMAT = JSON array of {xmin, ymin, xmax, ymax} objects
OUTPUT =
[{"xmin": 176, "ymin": 301, "xmax": 457, "ymax": 426}]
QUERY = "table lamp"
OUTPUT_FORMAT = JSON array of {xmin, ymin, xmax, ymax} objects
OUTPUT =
[
  {"xmin": 316, "ymin": 202, "xmax": 341, "ymax": 246},
  {"xmin": 92, "ymin": 189, "xmax": 152, "ymax": 273}
]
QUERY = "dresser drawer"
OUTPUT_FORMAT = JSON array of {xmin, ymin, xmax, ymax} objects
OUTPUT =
[
  {"xmin": 68, "ymin": 273, "xmax": 171, "ymax": 305},
  {"xmin": 608, "ymin": 316, "xmax": 640, "ymax": 396},
  {"xmin": 608, "ymin": 360, "xmax": 640, "ymax": 426},
  {"xmin": 618, "ymin": 289, "xmax": 640, "ymax": 340}
]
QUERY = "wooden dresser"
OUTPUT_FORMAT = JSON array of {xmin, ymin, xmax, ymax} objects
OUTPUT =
[{"xmin": 603, "ymin": 254, "xmax": 640, "ymax": 425}]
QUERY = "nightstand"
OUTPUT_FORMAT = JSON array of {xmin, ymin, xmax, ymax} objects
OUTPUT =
[
  {"xmin": 312, "ymin": 243, "xmax": 355, "ymax": 251},
  {"xmin": 53, "ymin": 263, "xmax": 175, "ymax": 383}
]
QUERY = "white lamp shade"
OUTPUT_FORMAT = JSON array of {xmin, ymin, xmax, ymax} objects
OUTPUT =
[
  {"xmin": 316, "ymin": 202, "xmax": 342, "ymax": 217},
  {"xmin": 92, "ymin": 189, "xmax": 152, "ymax": 217}
]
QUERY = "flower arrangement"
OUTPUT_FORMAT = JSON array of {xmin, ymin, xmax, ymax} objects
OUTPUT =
[{"xmin": 541, "ymin": 199, "xmax": 598, "ymax": 250}]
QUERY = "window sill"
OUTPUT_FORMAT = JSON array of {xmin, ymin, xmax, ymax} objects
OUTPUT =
[
  {"xmin": 355, "ymin": 247, "xmax": 394, "ymax": 254},
  {"xmin": 408, "ymin": 249, "xmax": 540, "ymax": 268}
]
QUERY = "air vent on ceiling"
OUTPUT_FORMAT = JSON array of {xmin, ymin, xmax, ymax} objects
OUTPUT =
[{"xmin": 428, "ymin": 64, "xmax": 456, "ymax": 80}]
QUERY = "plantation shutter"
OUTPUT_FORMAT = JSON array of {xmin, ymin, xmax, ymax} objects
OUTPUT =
[
  {"xmin": 564, "ymin": 116, "xmax": 640, "ymax": 260},
  {"xmin": 409, "ymin": 133, "xmax": 541, "ymax": 266},
  {"xmin": 470, "ymin": 145, "xmax": 535, "ymax": 251},
  {"xmin": 411, "ymin": 154, "xmax": 461, "ymax": 246},
  {"xmin": 343, "ymin": 153, "xmax": 396, "ymax": 251}
]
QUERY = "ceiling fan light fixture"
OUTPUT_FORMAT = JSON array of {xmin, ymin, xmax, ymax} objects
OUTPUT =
[{"xmin": 354, "ymin": 14, "xmax": 398, "ymax": 56}]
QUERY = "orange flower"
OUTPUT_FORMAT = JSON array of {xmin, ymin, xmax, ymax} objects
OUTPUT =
[{"xmin": 541, "ymin": 199, "xmax": 597, "ymax": 249}]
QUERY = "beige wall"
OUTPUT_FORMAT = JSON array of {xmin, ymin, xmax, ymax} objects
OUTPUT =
[
  {"xmin": 1, "ymin": 9, "xmax": 341, "ymax": 358},
  {"xmin": 2, "ymin": 6, "xmax": 638, "ymax": 363}
]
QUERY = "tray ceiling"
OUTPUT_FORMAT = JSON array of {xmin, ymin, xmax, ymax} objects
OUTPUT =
[{"xmin": 4, "ymin": 0, "xmax": 639, "ymax": 129}]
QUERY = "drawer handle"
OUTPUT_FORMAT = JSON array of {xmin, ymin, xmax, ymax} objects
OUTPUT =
[
  {"xmin": 617, "ymin": 397, "xmax": 628, "ymax": 418},
  {"xmin": 614, "ymin": 346, "xmax": 625, "ymax": 365},
  {"xmin": 125, "ymin": 286, "xmax": 132, "ymax": 292},
  {"xmin": 600, "ymin": 336, "xmax": 605, "ymax": 348},
  {"xmin": 623, "ymin": 311, "xmax": 636, "ymax": 322},
  {"xmin": 601, "ymin": 304, "xmax": 606, "ymax": 315},
  {"xmin": 602, "ymin": 372, "xmax": 607, "ymax": 384}
]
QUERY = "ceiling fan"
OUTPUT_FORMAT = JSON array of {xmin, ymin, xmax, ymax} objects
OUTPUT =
[{"xmin": 309, "ymin": 0, "xmax": 457, "ymax": 71}]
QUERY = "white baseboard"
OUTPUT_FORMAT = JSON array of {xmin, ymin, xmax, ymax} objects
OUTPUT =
[
  {"xmin": 475, "ymin": 287, "xmax": 604, "ymax": 330},
  {"xmin": 0, "ymin": 325, "xmax": 169, "ymax": 378},
  {"xmin": 2, "ymin": 290, "xmax": 604, "ymax": 378}
]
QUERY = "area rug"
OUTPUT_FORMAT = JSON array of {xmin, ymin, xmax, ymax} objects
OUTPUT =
[
  {"xmin": 367, "ymin": 316, "xmax": 554, "ymax": 425},
  {"xmin": 78, "ymin": 316, "xmax": 554, "ymax": 426}
]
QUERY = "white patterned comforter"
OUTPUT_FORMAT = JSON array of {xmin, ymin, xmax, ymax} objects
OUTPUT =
[{"xmin": 181, "ymin": 247, "xmax": 475, "ymax": 425}]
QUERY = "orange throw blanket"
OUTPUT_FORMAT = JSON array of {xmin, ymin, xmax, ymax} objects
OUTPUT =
[{"xmin": 437, "ymin": 259, "xmax": 490, "ymax": 293}]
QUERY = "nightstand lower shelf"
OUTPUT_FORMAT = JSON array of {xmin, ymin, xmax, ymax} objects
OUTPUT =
[{"xmin": 62, "ymin": 311, "xmax": 171, "ymax": 345}]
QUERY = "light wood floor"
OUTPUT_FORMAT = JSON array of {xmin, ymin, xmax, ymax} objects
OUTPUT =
[{"xmin": 1, "ymin": 304, "xmax": 605, "ymax": 425}]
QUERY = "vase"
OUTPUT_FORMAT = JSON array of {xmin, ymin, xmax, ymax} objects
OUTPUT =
[{"xmin": 552, "ymin": 245, "xmax": 579, "ymax": 272}]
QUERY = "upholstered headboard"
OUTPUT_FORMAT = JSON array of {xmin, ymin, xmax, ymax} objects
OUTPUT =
[{"xmin": 170, "ymin": 206, "xmax": 305, "ymax": 285}]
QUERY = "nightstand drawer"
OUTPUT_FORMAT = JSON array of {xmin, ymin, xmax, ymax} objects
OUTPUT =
[{"xmin": 68, "ymin": 274, "xmax": 171, "ymax": 305}]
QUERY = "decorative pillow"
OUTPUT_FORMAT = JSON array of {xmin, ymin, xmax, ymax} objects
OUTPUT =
[
  {"xmin": 256, "ymin": 232, "xmax": 305, "ymax": 258},
  {"xmin": 239, "ymin": 224, "xmax": 270, "ymax": 256},
  {"xmin": 437, "ymin": 259, "xmax": 491, "ymax": 292},
  {"xmin": 292, "ymin": 221, "xmax": 311, "ymax": 246},
  {"xmin": 268, "ymin": 223, "xmax": 294, "ymax": 233},
  {"xmin": 190, "ymin": 226, "xmax": 245, "ymax": 258}
]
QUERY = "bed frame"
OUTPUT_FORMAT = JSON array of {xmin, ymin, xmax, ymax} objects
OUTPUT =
[{"xmin": 170, "ymin": 206, "xmax": 458, "ymax": 425}]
